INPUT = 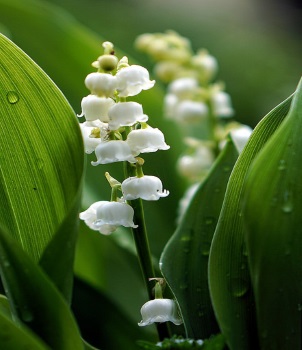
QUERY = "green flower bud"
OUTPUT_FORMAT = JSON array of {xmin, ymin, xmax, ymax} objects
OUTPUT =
[
  {"xmin": 242, "ymin": 78, "xmax": 302, "ymax": 349},
  {"xmin": 98, "ymin": 54, "xmax": 118, "ymax": 72}
]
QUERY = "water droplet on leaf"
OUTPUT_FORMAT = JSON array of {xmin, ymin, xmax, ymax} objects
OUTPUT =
[{"xmin": 6, "ymin": 91, "xmax": 19, "ymax": 104}]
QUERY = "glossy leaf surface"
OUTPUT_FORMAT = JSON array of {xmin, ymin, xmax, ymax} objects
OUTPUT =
[{"xmin": 208, "ymin": 93, "xmax": 293, "ymax": 349}]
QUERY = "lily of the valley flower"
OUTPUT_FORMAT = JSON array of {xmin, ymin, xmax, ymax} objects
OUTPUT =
[
  {"xmin": 92, "ymin": 140, "xmax": 137, "ymax": 165},
  {"xmin": 108, "ymin": 101, "xmax": 148, "ymax": 130},
  {"xmin": 126, "ymin": 126, "xmax": 170, "ymax": 154},
  {"xmin": 79, "ymin": 95, "xmax": 115, "ymax": 122},
  {"xmin": 211, "ymin": 90, "xmax": 234, "ymax": 118},
  {"xmin": 116, "ymin": 65, "xmax": 155, "ymax": 97},
  {"xmin": 79, "ymin": 201, "xmax": 137, "ymax": 235},
  {"xmin": 138, "ymin": 299, "xmax": 183, "ymax": 327},
  {"xmin": 79, "ymin": 120, "xmax": 106, "ymax": 154},
  {"xmin": 85, "ymin": 72, "xmax": 117, "ymax": 97},
  {"xmin": 122, "ymin": 175, "xmax": 169, "ymax": 201},
  {"xmin": 175, "ymin": 100, "xmax": 208, "ymax": 124},
  {"xmin": 230, "ymin": 124, "xmax": 253, "ymax": 153}
]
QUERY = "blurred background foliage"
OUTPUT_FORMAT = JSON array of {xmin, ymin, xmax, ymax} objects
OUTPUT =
[{"xmin": 0, "ymin": 0, "xmax": 301, "ymax": 348}]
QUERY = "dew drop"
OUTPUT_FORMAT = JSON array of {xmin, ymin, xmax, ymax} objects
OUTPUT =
[
  {"xmin": 183, "ymin": 247, "xmax": 190, "ymax": 254},
  {"xmin": 20, "ymin": 307, "xmax": 34, "ymax": 322},
  {"xmin": 180, "ymin": 284, "xmax": 188, "ymax": 290},
  {"xmin": 204, "ymin": 216, "xmax": 215, "ymax": 226},
  {"xmin": 278, "ymin": 159, "xmax": 286, "ymax": 171},
  {"xmin": 6, "ymin": 91, "xmax": 19, "ymax": 104},
  {"xmin": 223, "ymin": 165, "xmax": 231, "ymax": 173},
  {"xmin": 230, "ymin": 277, "xmax": 250, "ymax": 298},
  {"xmin": 214, "ymin": 187, "xmax": 221, "ymax": 193},
  {"xmin": 200, "ymin": 241, "xmax": 211, "ymax": 256},
  {"xmin": 282, "ymin": 190, "xmax": 293, "ymax": 213}
]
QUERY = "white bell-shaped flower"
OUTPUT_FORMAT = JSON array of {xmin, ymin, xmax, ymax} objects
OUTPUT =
[
  {"xmin": 127, "ymin": 126, "xmax": 170, "ymax": 154},
  {"xmin": 85, "ymin": 72, "xmax": 117, "ymax": 97},
  {"xmin": 211, "ymin": 91, "xmax": 234, "ymax": 118},
  {"xmin": 79, "ymin": 201, "xmax": 137, "ymax": 235},
  {"xmin": 175, "ymin": 100, "xmax": 208, "ymax": 123},
  {"xmin": 92, "ymin": 140, "xmax": 137, "ymax": 165},
  {"xmin": 79, "ymin": 120, "xmax": 106, "ymax": 154},
  {"xmin": 122, "ymin": 175, "xmax": 169, "ymax": 201},
  {"xmin": 177, "ymin": 145, "xmax": 214, "ymax": 180},
  {"xmin": 168, "ymin": 77, "xmax": 198, "ymax": 99},
  {"xmin": 116, "ymin": 65, "xmax": 155, "ymax": 97},
  {"xmin": 108, "ymin": 102, "xmax": 148, "ymax": 130},
  {"xmin": 191, "ymin": 50, "xmax": 218, "ymax": 82},
  {"xmin": 79, "ymin": 95, "xmax": 115, "ymax": 122},
  {"xmin": 163, "ymin": 93, "xmax": 178, "ymax": 119},
  {"xmin": 138, "ymin": 299, "xmax": 183, "ymax": 326},
  {"xmin": 230, "ymin": 124, "xmax": 253, "ymax": 153}
]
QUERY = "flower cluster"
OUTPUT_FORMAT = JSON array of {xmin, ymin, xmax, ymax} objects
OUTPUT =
[
  {"xmin": 79, "ymin": 42, "xmax": 170, "ymax": 235},
  {"xmin": 135, "ymin": 31, "xmax": 252, "ymax": 180},
  {"xmin": 136, "ymin": 31, "xmax": 252, "ymax": 218}
]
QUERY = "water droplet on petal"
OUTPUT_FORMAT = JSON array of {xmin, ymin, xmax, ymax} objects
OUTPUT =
[{"xmin": 6, "ymin": 91, "xmax": 19, "ymax": 104}]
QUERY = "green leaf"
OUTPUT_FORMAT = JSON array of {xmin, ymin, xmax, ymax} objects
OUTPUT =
[
  {"xmin": 0, "ymin": 225, "xmax": 84, "ymax": 350},
  {"xmin": 0, "ymin": 33, "xmax": 84, "ymax": 262},
  {"xmin": 160, "ymin": 138, "xmax": 239, "ymax": 339},
  {"xmin": 208, "ymin": 93, "xmax": 293, "ymax": 349},
  {"xmin": 242, "ymin": 78, "xmax": 302, "ymax": 348}
]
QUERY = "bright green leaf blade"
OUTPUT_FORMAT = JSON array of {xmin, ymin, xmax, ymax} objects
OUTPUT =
[
  {"xmin": 208, "ymin": 93, "xmax": 293, "ymax": 349},
  {"xmin": 0, "ymin": 225, "xmax": 84, "ymax": 350},
  {"xmin": 160, "ymin": 138, "xmax": 239, "ymax": 339},
  {"xmin": 242, "ymin": 78, "xmax": 302, "ymax": 348},
  {"xmin": 0, "ymin": 33, "xmax": 84, "ymax": 261}
]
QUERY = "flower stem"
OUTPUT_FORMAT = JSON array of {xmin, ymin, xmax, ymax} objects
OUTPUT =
[{"xmin": 124, "ymin": 161, "xmax": 170, "ymax": 340}]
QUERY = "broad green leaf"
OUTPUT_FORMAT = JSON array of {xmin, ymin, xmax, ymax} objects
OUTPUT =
[
  {"xmin": 0, "ymin": 33, "xmax": 84, "ymax": 262},
  {"xmin": 0, "ymin": 225, "xmax": 84, "ymax": 350},
  {"xmin": 242, "ymin": 78, "xmax": 302, "ymax": 348},
  {"xmin": 208, "ymin": 93, "xmax": 293, "ymax": 349},
  {"xmin": 160, "ymin": 138, "xmax": 239, "ymax": 339},
  {"xmin": 72, "ymin": 277, "xmax": 156, "ymax": 350}
]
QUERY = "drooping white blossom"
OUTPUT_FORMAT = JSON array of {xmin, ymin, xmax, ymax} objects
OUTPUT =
[
  {"xmin": 127, "ymin": 126, "xmax": 170, "ymax": 154},
  {"xmin": 138, "ymin": 299, "xmax": 183, "ymax": 326},
  {"xmin": 79, "ymin": 94, "xmax": 115, "ymax": 122},
  {"xmin": 108, "ymin": 102, "xmax": 148, "ymax": 130},
  {"xmin": 175, "ymin": 100, "xmax": 208, "ymax": 124},
  {"xmin": 85, "ymin": 72, "xmax": 117, "ymax": 97},
  {"xmin": 79, "ymin": 120, "xmax": 107, "ymax": 154},
  {"xmin": 177, "ymin": 145, "xmax": 214, "ymax": 180},
  {"xmin": 211, "ymin": 91, "xmax": 234, "ymax": 118},
  {"xmin": 91, "ymin": 140, "xmax": 137, "ymax": 165},
  {"xmin": 122, "ymin": 175, "xmax": 169, "ymax": 201},
  {"xmin": 79, "ymin": 201, "xmax": 137, "ymax": 235},
  {"xmin": 116, "ymin": 65, "xmax": 155, "ymax": 97},
  {"xmin": 230, "ymin": 124, "xmax": 253, "ymax": 153},
  {"xmin": 168, "ymin": 77, "xmax": 198, "ymax": 99}
]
